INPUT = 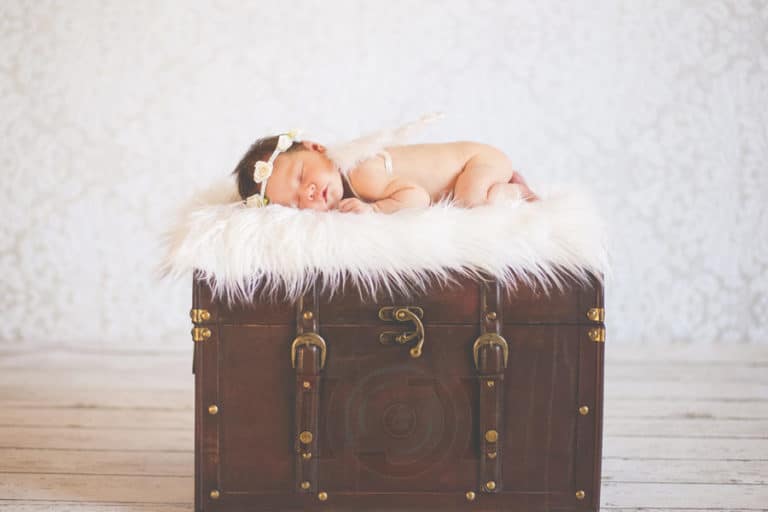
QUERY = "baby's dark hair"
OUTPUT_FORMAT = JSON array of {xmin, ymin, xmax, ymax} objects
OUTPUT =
[{"xmin": 230, "ymin": 136, "xmax": 305, "ymax": 201}]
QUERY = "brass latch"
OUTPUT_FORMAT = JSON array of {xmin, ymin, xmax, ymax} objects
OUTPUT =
[
  {"xmin": 190, "ymin": 308, "xmax": 211, "ymax": 323},
  {"xmin": 378, "ymin": 306, "xmax": 425, "ymax": 358},
  {"xmin": 191, "ymin": 327, "xmax": 212, "ymax": 342},
  {"xmin": 586, "ymin": 308, "xmax": 605, "ymax": 322},
  {"xmin": 588, "ymin": 327, "xmax": 606, "ymax": 343}
]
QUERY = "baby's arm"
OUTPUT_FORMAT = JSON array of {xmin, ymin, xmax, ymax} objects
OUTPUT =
[
  {"xmin": 341, "ymin": 169, "xmax": 431, "ymax": 214},
  {"xmin": 371, "ymin": 181, "xmax": 431, "ymax": 213}
]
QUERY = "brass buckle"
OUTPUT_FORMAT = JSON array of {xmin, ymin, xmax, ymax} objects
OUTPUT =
[
  {"xmin": 291, "ymin": 333, "xmax": 327, "ymax": 370},
  {"xmin": 473, "ymin": 333, "xmax": 509, "ymax": 370},
  {"xmin": 378, "ymin": 306, "xmax": 425, "ymax": 358}
]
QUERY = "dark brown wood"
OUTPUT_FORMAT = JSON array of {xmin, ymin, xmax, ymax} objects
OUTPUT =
[{"xmin": 192, "ymin": 270, "xmax": 605, "ymax": 511}]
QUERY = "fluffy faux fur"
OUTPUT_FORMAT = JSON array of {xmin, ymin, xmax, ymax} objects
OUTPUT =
[{"xmin": 156, "ymin": 177, "xmax": 610, "ymax": 306}]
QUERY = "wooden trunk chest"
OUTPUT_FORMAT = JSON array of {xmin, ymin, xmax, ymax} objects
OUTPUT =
[{"xmin": 190, "ymin": 270, "xmax": 605, "ymax": 512}]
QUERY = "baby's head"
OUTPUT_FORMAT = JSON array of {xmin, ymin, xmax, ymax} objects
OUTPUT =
[{"xmin": 231, "ymin": 135, "xmax": 346, "ymax": 211}]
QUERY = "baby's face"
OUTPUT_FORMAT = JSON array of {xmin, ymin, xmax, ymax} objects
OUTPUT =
[{"xmin": 264, "ymin": 141, "xmax": 343, "ymax": 211}]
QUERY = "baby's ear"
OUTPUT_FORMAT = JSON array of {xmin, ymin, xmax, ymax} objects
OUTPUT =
[{"xmin": 301, "ymin": 140, "xmax": 326, "ymax": 153}]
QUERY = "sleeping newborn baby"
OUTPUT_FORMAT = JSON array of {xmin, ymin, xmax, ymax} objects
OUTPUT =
[{"xmin": 231, "ymin": 130, "xmax": 538, "ymax": 214}]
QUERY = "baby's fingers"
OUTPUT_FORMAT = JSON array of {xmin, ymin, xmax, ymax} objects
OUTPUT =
[{"xmin": 339, "ymin": 198, "xmax": 364, "ymax": 212}]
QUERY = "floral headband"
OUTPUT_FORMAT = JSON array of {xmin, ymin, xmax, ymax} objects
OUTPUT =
[{"xmin": 244, "ymin": 129, "xmax": 303, "ymax": 208}]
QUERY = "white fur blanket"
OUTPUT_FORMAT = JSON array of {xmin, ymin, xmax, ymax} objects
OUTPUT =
[{"xmin": 156, "ymin": 177, "xmax": 610, "ymax": 305}]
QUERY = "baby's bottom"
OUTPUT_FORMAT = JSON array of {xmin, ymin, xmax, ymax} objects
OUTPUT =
[{"xmin": 452, "ymin": 152, "xmax": 539, "ymax": 207}]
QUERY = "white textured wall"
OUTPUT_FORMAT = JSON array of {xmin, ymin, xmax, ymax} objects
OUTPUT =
[{"xmin": 1, "ymin": 1, "xmax": 766, "ymax": 348}]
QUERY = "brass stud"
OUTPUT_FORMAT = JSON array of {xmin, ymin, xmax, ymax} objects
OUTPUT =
[
  {"xmin": 208, "ymin": 404, "xmax": 219, "ymax": 415},
  {"xmin": 302, "ymin": 451, "xmax": 312, "ymax": 460},
  {"xmin": 465, "ymin": 491, "xmax": 476, "ymax": 501},
  {"xmin": 485, "ymin": 480, "xmax": 496, "ymax": 491},
  {"xmin": 318, "ymin": 491, "xmax": 328, "ymax": 501},
  {"xmin": 299, "ymin": 431, "xmax": 313, "ymax": 444},
  {"xmin": 576, "ymin": 490, "xmax": 586, "ymax": 500},
  {"xmin": 302, "ymin": 310, "xmax": 314, "ymax": 321},
  {"xmin": 396, "ymin": 309, "xmax": 407, "ymax": 320},
  {"xmin": 485, "ymin": 429, "xmax": 498, "ymax": 443},
  {"xmin": 486, "ymin": 380, "xmax": 495, "ymax": 388},
  {"xmin": 302, "ymin": 380, "xmax": 311, "ymax": 389},
  {"xmin": 209, "ymin": 489, "xmax": 220, "ymax": 500},
  {"xmin": 579, "ymin": 405, "xmax": 589, "ymax": 415},
  {"xmin": 300, "ymin": 481, "xmax": 311, "ymax": 490},
  {"xmin": 487, "ymin": 451, "xmax": 497, "ymax": 459},
  {"xmin": 485, "ymin": 311, "xmax": 497, "ymax": 322}
]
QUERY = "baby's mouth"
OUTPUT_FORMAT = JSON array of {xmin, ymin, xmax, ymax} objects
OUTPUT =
[{"xmin": 322, "ymin": 185, "xmax": 328, "ymax": 203}]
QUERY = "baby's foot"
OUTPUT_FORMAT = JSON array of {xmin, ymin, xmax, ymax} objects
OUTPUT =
[
  {"xmin": 509, "ymin": 172, "xmax": 539, "ymax": 202},
  {"xmin": 519, "ymin": 184, "xmax": 539, "ymax": 202},
  {"xmin": 487, "ymin": 183, "xmax": 539, "ymax": 204}
]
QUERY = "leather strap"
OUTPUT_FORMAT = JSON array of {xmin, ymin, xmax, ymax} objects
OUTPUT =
[
  {"xmin": 476, "ymin": 279, "xmax": 506, "ymax": 494},
  {"xmin": 297, "ymin": 286, "xmax": 319, "ymax": 335},
  {"xmin": 293, "ymin": 285, "xmax": 322, "ymax": 494}
]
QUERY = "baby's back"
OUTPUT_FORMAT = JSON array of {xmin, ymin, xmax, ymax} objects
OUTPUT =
[{"xmin": 359, "ymin": 141, "xmax": 482, "ymax": 203}]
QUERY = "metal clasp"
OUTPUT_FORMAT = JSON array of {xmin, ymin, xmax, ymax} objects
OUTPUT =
[{"xmin": 378, "ymin": 306, "xmax": 425, "ymax": 358}]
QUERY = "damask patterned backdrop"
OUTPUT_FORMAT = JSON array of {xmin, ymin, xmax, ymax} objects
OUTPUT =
[{"xmin": 1, "ymin": 1, "xmax": 765, "ymax": 348}]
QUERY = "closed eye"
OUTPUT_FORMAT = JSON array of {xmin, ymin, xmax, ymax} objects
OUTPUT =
[{"xmin": 293, "ymin": 162, "xmax": 304, "ymax": 207}]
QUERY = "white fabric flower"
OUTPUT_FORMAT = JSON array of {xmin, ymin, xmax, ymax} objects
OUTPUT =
[
  {"xmin": 276, "ymin": 134, "xmax": 293, "ymax": 151},
  {"xmin": 286, "ymin": 128, "xmax": 303, "ymax": 141},
  {"xmin": 245, "ymin": 193, "xmax": 267, "ymax": 208},
  {"xmin": 253, "ymin": 161, "xmax": 273, "ymax": 183}
]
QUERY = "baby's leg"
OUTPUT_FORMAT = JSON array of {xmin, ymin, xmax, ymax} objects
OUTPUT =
[{"xmin": 452, "ymin": 150, "xmax": 537, "ymax": 207}]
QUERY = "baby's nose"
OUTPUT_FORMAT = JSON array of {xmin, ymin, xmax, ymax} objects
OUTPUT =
[
  {"xmin": 303, "ymin": 183, "xmax": 317, "ymax": 203},
  {"xmin": 302, "ymin": 183, "xmax": 328, "ymax": 211}
]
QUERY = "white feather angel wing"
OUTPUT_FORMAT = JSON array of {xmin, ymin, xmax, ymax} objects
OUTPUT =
[{"xmin": 325, "ymin": 112, "xmax": 445, "ymax": 175}]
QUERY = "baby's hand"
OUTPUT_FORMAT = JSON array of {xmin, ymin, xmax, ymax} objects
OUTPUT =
[{"xmin": 338, "ymin": 197, "xmax": 375, "ymax": 214}]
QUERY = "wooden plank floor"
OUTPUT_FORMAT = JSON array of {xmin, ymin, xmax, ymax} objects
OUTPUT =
[{"xmin": 0, "ymin": 343, "xmax": 766, "ymax": 511}]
